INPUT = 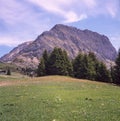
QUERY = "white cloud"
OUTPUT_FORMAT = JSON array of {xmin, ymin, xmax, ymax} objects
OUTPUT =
[
  {"xmin": 27, "ymin": 0, "xmax": 88, "ymax": 23},
  {"xmin": 28, "ymin": 0, "xmax": 74, "ymax": 14},
  {"xmin": 0, "ymin": 0, "xmax": 120, "ymax": 48},
  {"xmin": 0, "ymin": 0, "xmax": 119, "ymax": 25},
  {"xmin": 0, "ymin": 36, "xmax": 20, "ymax": 47},
  {"xmin": 27, "ymin": 0, "xmax": 119, "ymax": 23},
  {"xmin": 0, "ymin": 0, "xmax": 51, "ymax": 47},
  {"xmin": 0, "ymin": 0, "xmax": 28, "ymax": 25},
  {"xmin": 0, "ymin": 0, "xmax": 50, "ymax": 27},
  {"xmin": 105, "ymin": 0, "xmax": 119, "ymax": 18},
  {"xmin": 81, "ymin": 0, "xmax": 96, "ymax": 8},
  {"xmin": 64, "ymin": 12, "xmax": 87, "ymax": 23}
]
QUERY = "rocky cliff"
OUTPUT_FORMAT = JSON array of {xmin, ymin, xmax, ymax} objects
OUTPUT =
[{"xmin": 0, "ymin": 24, "xmax": 117, "ymax": 68}]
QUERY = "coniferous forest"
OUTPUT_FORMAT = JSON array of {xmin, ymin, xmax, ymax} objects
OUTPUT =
[{"xmin": 37, "ymin": 47, "xmax": 120, "ymax": 85}]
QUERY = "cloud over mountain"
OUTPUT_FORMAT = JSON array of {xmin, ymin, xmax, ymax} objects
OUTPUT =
[{"xmin": 0, "ymin": 0, "xmax": 119, "ymax": 51}]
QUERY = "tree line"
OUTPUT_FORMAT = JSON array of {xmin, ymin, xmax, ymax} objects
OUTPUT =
[{"xmin": 37, "ymin": 47, "xmax": 120, "ymax": 85}]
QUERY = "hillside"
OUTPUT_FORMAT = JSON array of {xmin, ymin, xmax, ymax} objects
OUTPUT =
[
  {"xmin": 0, "ymin": 24, "xmax": 117, "ymax": 68},
  {"xmin": 0, "ymin": 76, "xmax": 120, "ymax": 121},
  {"xmin": 0, "ymin": 62, "xmax": 17, "ymax": 72}
]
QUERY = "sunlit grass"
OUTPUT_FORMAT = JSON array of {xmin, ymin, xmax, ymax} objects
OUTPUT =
[{"xmin": 0, "ymin": 76, "xmax": 120, "ymax": 121}]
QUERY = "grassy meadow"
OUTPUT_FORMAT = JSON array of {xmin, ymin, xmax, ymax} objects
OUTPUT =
[{"xmin": 0, "ymin": 74, "xmax": 120, "ymax": 121}]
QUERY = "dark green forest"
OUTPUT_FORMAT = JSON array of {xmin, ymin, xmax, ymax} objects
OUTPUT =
[{"xmin": 37, "ymin": 47, "xmax": 120, "ymax": 85}]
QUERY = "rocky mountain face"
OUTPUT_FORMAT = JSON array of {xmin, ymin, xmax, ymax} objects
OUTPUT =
[{"xmin": 0, "ymin": 24, "xmax": 117, "ymax": 68}]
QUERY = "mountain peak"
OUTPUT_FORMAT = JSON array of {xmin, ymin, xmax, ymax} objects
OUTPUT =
[
  {"xmin": 0, "ymin": 24, "xmax": 117, "ymax": 68},
  {"xmin": 51, "ymin": 24, "xmax": 68, "ymax": 29},
  {"xmin": 51, "ymin": 24, "xmax": 80, "ymax": 32}
]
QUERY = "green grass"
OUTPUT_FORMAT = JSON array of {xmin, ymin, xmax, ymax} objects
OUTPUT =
[
  {"xmin": 0, "ymin": 62, "xmax": 17, "ymax": 71},
  {"xmin": 0, "ymin": 72, "xmax": 29, "ymax": 82},
  {"xmin": 0, "ymin": 76, "xmax": 120, "ymax": 121}
]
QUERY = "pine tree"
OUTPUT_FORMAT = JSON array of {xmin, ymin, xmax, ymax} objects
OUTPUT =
[
  {"xmin": 63, "ymin": 50, "xmax": 73, "ymax": 76},
  {"xmin": 73, "ymin": 53, "xmax": 85, "ymax": 78},
  {"xmin": 113, "ymin": 49, "xmax": 120, "ymax": 84},
  {"xmin": 88, "ymin": 52, "xmax": 98, "ymax": 63},
  {"xmin": 82, "ymin": 54, "xmax": 90, "ymax": 79},
  {"xmin": 37, "ymin": 58, "xmax": 46, "ymax": 76},
  {"xmin": 42, "ymin": 50, "xmax": 49, "ymax": 66},
  {"xmin": 6, "ymin": 68, "xmax": 11, "ymax": 75},
  {"xmin": 73, "ymin": 53, "xmax": 96, "ymax": 80},
  {"xmin": 47, "ymin": 47, "xmax": 71, "ymax": 76},
  {"xmin": 86, "ymin": 53, "xmax": 97, "ymax": 80},
  {"xmin": 110, "ymin": 65, "xmax": 114, "ymax": 83},
  {"xmin": 42, "ymin": 50, "xmax": 49, "ymax": 75},
  {"xmin": 47, "ymin": 47, "xmax": 61, "ymax": 75},
  {"xmin": 73, "ymin": 52, "xmax": 111, "ymax": 82},
  {"xmin": 95, "ymin": 62, "xmax": 111, "ymax": 82},
  {"xmin": 87, "ymin": 52, "xmax": 111, "ymax": 82}
]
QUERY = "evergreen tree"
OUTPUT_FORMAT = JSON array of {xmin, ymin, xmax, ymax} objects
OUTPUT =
[
  {"xmin": 42, "ymin": 50, "xmax": 49, "ymax": 75},
  {"xmin": 113, "ymin": 49, "xmax": 120, "ymax": 84},
  {"xmin": 42, "ymin": 50, "xmax": 49, "ymax": 66},
  {"xmin": 73, "ymin": 53, "xmax": 96, "ymax": 80},
  {"xmin": 6, "ymin": 68, "xmax": 11, "ymax": 75},
  {"xmin": 73, "ymin": 53, "xmax": 86, "ymax": 78},
  {"xmin": 82, "ymin": 54, "xmax": 90, "ymax": 79},
  {"xmin": 37, "ymin": 58, "xmax": 46, "ymax": 76},
  {"xmin": 110, "ymin": 65, "xmax": 114, "ymax": 83},
  {"xmin": 36, "ymin": 47, "xmax": 112, "ymax": 83},
  {"xmin": 86, "ymin": 53, "xmax": 97, "ymax": 80},
  {"xmin": 47, "ymin": 47, "xmax": 61, "ymax": 75},
  {"xmin": 47, "ymin": 47, "xmax": 71, "ymax": 76},
  {"xmin": 88, "ymin": 52, "xmax": 98, "ymax": 63},
  {"xmin": 73, "ymin": 52, "xmax": 111, "ymax": 82},
  {"xmin": 95, "ymin": 62, "xmax": 111, "ymax": 82},
  {"xmin": 87, "ymin": 52, "xmax": 111, "ymax": 82},
  {"xmin": 63, "ymin": 50, "xmax": 73, "ymax": 76}
]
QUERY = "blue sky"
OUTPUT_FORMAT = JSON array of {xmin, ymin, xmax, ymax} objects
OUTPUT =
[{"xmin": 0, "ymin": 0, "xmax": 120, "ymax": 57}]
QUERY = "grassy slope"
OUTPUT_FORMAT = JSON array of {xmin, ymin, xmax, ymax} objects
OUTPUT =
[
  {"xmin": 0, "ymin": 76, "xmax": 120, "ymax": 121},
  {"xmin": 0, "ymin": 62, "xmax": 17, "ymax": 70},
  {"xmin": 0, "ymin": 72, "xmax": 28, "ymax": 82}
]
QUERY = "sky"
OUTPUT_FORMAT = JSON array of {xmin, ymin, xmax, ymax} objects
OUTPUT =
[{"xmin": 0, "ymin": 0, "xmax": 120, "ymax": 57}]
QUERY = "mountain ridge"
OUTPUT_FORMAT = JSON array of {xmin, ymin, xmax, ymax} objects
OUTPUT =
[{"xmin": 0, "ymin": 24, "xmax": 117, "ymax": 68}]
